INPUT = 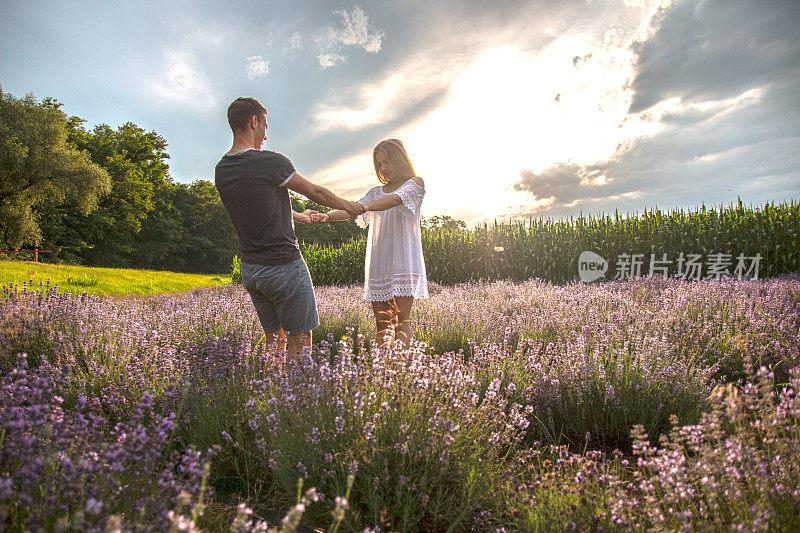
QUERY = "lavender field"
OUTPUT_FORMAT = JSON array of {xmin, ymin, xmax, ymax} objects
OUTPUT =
[{"xmin": 1, "ymin": 275, "xmax": 799, "ymax": 531}]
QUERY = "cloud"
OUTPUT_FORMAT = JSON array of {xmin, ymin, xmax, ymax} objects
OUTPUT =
[
  {"xmin": 628, "ymin": 0, "xmax": 800, "ymax": 113},
  {"xmin": 284, "ymin": 31, "xmax": 302, "ymax": 52},
  {"xmin": 316, "ymin": 51, "xmax": 346, "ymax": 70},
  {"xmin": 512, "ymin": 82, "xmax": 799, "ymax": 219},
  {"xmin": 307, "ymin": 151, "xmax": 377, "ymax": 200},
  {"xmin": 190, "ymin": 22, "xmax": 229, "ymax": 48},
  {"xmin": 329, "ymin": 5, "xmax": 384, "ymax": 53},
  {"xmin": 316, "ymin": 6, "xmax": 384, "ymax": 69},
  {"xmin": 149, "ymin": 53, "xmax": 216, "ymax": 110},
  {"xmin": 515, "ymin": 164, "xmax": 609, "ymax": 203},
  {"xmin": 306, "ymin": 2, "xmax": 663, "ymax": 221},
  {"xmin": 245, "ymin": 55, "xmax": 270, "ymax": 78},
  {"xmin": 505, "ymin": 0, "xmax": 800, "ymax": 219},
  {"xmin": 308, "ymin": 0, "xmax": 653, "ymax": 162},
  {"xmin": 141, "ymin": 15, "xmax": 234, "ymax": 112},
  {"xmin": 278, "ymin": 0, "xmax": 796, "ymax": 225},
  {"xmin": 312, "ymin": 53, "xmax": 467, "ymax": 132},
  {"xmin": 572, "ymin": 52, "xmax": 592, "ymax": 67}
]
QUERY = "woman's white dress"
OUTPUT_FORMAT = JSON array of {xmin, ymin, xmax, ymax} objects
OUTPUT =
[{"xmin": 358, "ymin": 179, "xmax": 428, "ymax": 302}]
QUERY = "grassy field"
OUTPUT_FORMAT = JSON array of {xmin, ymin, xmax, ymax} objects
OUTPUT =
[{"xmin": 0, "ymin": 260, "xmax": 230, "ymax": 296}]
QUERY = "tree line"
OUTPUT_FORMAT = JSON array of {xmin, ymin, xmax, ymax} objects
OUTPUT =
[{"xmin": 0, "ymin": 88, "xmax": 365, "ymax": 274}]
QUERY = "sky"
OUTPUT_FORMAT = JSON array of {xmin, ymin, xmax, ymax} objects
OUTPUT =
[{"xmin": 1, "ymin": 0, "xmax": 798, "ymax": 225}]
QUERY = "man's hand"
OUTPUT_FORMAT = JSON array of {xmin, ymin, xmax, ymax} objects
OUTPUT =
[
  {"xmin": 301, "ymin": 209, "xmax": 320, "ymax": 223},
  {"xmin": 344, "ymin": 201, "xmax": 365, "ymax": 218}
]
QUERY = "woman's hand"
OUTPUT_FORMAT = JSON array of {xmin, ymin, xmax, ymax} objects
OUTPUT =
[{"xmin": 293, "ymin": 209, "xmax": 320, "ymax": 224}]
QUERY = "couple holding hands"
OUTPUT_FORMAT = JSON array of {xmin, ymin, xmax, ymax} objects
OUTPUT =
[{"xmin": 215, "ymin": 97, "xmax": 428, "ymax": 356}]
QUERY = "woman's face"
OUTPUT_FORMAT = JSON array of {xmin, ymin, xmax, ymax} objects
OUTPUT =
[{"xmin": 375, "ymin": 150, "xmax": 396, "ymax": 181}]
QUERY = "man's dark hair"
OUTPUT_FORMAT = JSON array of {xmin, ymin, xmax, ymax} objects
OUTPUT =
[{"xmin": 227, "ymin": 97, "xmax": 267, "ymax": 133}]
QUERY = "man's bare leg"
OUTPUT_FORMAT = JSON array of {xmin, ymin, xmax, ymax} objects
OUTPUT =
[
  {"xmin": 263, "ymin": 328, "xmax": 287, "ymax": 351},
  {"xmin": 286, "ymin": 330, "xmax": 312, "ymax": 356}
]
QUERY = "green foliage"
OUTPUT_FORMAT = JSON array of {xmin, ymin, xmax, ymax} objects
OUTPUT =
[
  {"xmin": 64, "ymin": 273, "xmax": 99, "ymax": 287},
  {"xmin": 34, "ymin": 113, "xmax": 238, "ymax": 273},
  {"xmin": 0, "ymin": 88, "xmax": 111, "ymax": 249},
  {"xmin": 300, "ymin": 199, "xmax": 800, "ymax": 285},
  {"xmin": 230, "ymin": 255, "xmax": 241, "ymax": 284},
  {"xmin": 303, "ymin": 238, "xmax": 367, "ymax": 286},
  {"xmin": 179, "ymin": 340, "xmax": 517, "ymax": 532},
  {"xmin": 133, "ymin": 179, "xmax": 238, "ymax": 273},
  {"xmin": 5, "ymin": 277, "xmax": 799, "ymax": 531},
  {"xmin": 21, "ymin": 95, "xmax": 357, "ymax": 274},
  {"xmin": 66, "ymin": 121, "xmax": 165, "ymax": 265}
]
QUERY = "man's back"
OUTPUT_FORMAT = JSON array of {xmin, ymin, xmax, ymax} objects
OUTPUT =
[{"xmin": 214, "ymin": 148, "xmax": 300, "ymax": 265}]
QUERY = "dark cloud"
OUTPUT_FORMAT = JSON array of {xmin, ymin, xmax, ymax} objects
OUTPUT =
[
  {"xmin": 629, "ymin": 0, "xmax": 800, "ymax": 113},
  {"xmin": 512, "ymin": 79, "xmax": 800, "ymax": 219},
  {"xmin": 509, "ymin": 0, "xmax": 800, "ymax": 220},
  {"xmin": 515, "ymin": 164, "xmax": 618, "ymax": 204},
  {"xmin": 572, "ymin": 53, "xmax": 592, "ymax": 67}
]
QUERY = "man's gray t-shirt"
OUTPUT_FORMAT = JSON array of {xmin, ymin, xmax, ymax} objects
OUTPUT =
[{"xmin": 215, "ymin": 149, "xmax": 301, "ymax": 265}]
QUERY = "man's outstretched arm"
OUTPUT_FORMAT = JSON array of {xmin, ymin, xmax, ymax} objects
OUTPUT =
[{"xmin": 285, "ymin": 174, "xmax": 363, "ymax": 218}]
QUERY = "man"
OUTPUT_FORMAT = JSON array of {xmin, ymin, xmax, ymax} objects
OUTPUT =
[{"xmin": 215, "ymin": 97, "xmax": 364, "ymax": 356}]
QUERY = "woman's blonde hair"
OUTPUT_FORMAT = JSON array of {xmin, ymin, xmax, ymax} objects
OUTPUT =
[{"xmin": 373, "ymin": 139, "xmax": 416, "ymax": 185}]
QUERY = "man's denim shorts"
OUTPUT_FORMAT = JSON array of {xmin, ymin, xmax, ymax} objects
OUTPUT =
[{"xmin": 240, "ymin": 258, "xmax": 319, "ymax": 337}]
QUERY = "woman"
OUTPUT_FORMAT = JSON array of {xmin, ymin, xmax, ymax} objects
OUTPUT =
[{"xmin": 317, "ymin": 139, "xmax": 428, "ymax": 347}]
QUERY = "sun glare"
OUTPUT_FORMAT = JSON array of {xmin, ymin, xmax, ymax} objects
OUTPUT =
[
  {"xmin": 394, "ymin": 34, "xmax": 650, "ymax": 224},
  {"xmin": 309, "ymin": 25, "xmax": 677, "ymax": 225}
]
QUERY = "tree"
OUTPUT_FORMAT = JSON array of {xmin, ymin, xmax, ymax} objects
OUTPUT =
[
  {"xmin": 68, "ymin": 122, "xmax": 168, "ymax": 266},
  {"xmin": 0, "ymin": 88, "xmax": 110, "ymax": 249},
  {"xmin": 167, "ymin": 180, "xmax": 238, "ymax": 273},
  {"xmin": 36, "ymin": 118, "xmax": 175, "ymax": 266},
  {"xmin": 421, "ymin": 215, "xmax": 467, "ymax": 231},
  {"xmin": 18, "ymin": 91, "xmax": 363, "ymax": 272}
]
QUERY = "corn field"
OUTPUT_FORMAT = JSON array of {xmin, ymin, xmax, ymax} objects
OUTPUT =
[{"xmin": 296, "ymin": 199, "xmax": 800, "ymax": 286}]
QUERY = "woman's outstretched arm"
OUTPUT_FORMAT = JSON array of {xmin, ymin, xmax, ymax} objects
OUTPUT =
[
  {"xmin": 317, "ymin": 194, "xmax": 398, "ymax": 221},
  {"xmin": 362, "ymin": 178, "xmax": 424, "ymax": 213},
  {"xmin": 362, "ymin": 194, "xmax": 402, "ymax": 212},
  {"xmin": 319, "ymin": 186, "xmax": 412, "ymax": 220}
]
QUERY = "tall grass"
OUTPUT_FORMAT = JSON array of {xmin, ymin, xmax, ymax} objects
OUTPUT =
[{"xmin": 300, "ymin": 199, "xmax": 800, "ymax": 285}]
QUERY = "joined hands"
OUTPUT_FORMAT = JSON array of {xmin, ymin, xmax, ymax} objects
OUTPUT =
[
  {"xmin": 344, "ymin": 201, "xmax": 365, "ymax": 218},
  {"xmin": 297, "ymin": 202, "xmax": 364, "ymax": 224}
]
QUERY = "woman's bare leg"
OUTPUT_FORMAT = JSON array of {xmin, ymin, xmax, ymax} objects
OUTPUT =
[
  {"xmin": 371, "ymin": 300, "xmax": 396, "ymax": 347},
  {"xmin": 394, "ymin": 296, "xmax": 414, "ymax": 348}
]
